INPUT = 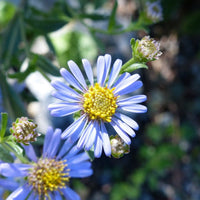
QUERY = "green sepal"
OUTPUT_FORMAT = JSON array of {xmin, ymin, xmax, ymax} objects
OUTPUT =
[
  {"xmin": 0, "ymin": 112, "xmax": 8, "ymax": 139},
  {"xmin": 0, "ymin": 143, "xmax": 14, "ymax": 162}
]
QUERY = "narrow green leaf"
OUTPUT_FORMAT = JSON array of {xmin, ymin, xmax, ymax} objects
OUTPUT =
[
  {"xmin": 122, "ymin": 63, "xmax": 148, "ymax": 73},
  {"xmin": 0, "ymin": 70, "xmax": 27, "ymax": 120},
  {"xmin": 0, "ymin": 14, "xmax": 21, "ymax": 70},
  {"xmin": 30, "ymin": 53, "xmax": 60, "ymax": 76},
  {"xmin": 108, "ymin": 1, "xmax": 118, "ymax": 32},
  {"xmin": 6, "ymin": 141, "xmax": 23, "ymax": 155},
  {"xmin": 0, "ymin": 143, "xmax": 14, "ymax": 162},
  {"xmin": 0, "ymin": 112, "xmax": 8, "ymax": 139}
]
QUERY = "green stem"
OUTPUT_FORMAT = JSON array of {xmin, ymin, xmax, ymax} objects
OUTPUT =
[
  {"xmin": 38, "ymin": 68, "xmax": 51, "ymax": 82},
  {"xmin": 120, "ymin": 58, "xmax": 135, "ymax": 74},
  {"xmin": 2, "ymin": 142, "xmax": 29, "ymax": 163}
]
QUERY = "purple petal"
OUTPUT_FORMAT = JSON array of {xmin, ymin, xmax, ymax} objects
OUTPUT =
[
  {"xmin": 46, "ymin": 128, "xmax": 61, "ymax": 158},
  {"xmin": 51, "ymin": 91, "xmax": 80, "ymax": 102},
  {"xmin": 110, "ymin": 121, "xmax": 131, "ymax": 145},
  {"xmin": 0, "ymin": 163, "xmax": 31, "ymax": 177},
  {"xmin": 100, "ymin": 122, "xmax": 111, "ymax": 156},
  {"xmin": 114, "ymin": 74, "xmax": 140, "ymax": 94},
  {"xmin": 61, "ymin": 114, "xmax": 87, "ymax": 139},
  {"xmin": 43, "ymin": 127, "xmax": 54, "ymax": 154},
  {"xmin": 60, "ymin": 68, "xmax": 84, "ymax": 92},
  {"xmin": 84, "ymin": 121, "xmax": 99, "ymax": 151},
  {"xmin": 68, "ymin": 60, "xmax": 87, "ymax": 90},
  {"xmin": 77, "ymin": 121, "xmax": 93, "ymax": 149},
  {"xmin": 107, "ymin": 59, "xmax": 122, "ymax": 88},
  {"xmin": 22, "ymin": 144, "xmax": 37, "ymax": 162},
  {"xmin": 51, "ymin": 80, "xmax": 81, "ymax": 98},
  {"xmin": 96, "ymin": 56, "xmax": 105, "ymax": 86},
  {"xmin": 7, "ymin": 185, "xmax": 32, "ymax": 200},
  {"xmin": 112, "ymin": 117, "xmax": 136, "ymax": 137},
  {"xmin": 113, "ymin": 72, "xmax": 131, "ymax": 88},
  {"xmin": 53, "ymin": 191, "xmax": 63, "ymax": 200},
  {"xmin": 49, "ymin": 103, "xmax": 81, "ymax": 117},
  {"xmin": 69, "ymin": 169, "xmax": 93, "ymax": 178},
  {"xmin": 61, "ymin": 187, "xmax": 80, "ymax": 200},
  {"xmin": 114, "ymin": 112, "xmax": 139, "ymax": 130},
  {"xmin": 119, "ymin": 104, "xmax": 147, "ymax": 113},
  {"xmin": 118, "ymin": 95, "xmax": 147, "ymax": 105},
  {"xmin": 115, "ymin": 81, "xmax": 143, "ymax": 96},
  {"xmin": 57, "ymin": 139, "xmax": 74, "ymax": 159},
  {"xmin": 0, "ymin": 178, "xmax": 19, "ymax": 190},
  {"xmin": 82, "ymin": 59, "xmax": 94, "ymax": 86},
  {"xmin": 94, "ymin": 135, "xmax": 103, "ymax": 158},
  {"xmin": 66, "ymin": 145, "xmax": 81, "ymax": 159},
  {"xmin": 68, "ymin": 161, "xmax": 91, "ymax": 170},
  {"xmin": 66, "ymin": 152, "xmax": 89, "ymax": 164}
]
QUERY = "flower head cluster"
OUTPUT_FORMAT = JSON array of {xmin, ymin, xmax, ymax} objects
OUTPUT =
[
  {"xmin": 146, "ymin": 1, "xmax": 163, "ymax": 23},
  {"xmin": 110, "ymin": 135, "xmax": 130, "ymax": 158},
  {"xmin": 10, "ymin": 117, "xmax": 38, "ymax": 145},
  {"xmin": 0, "ymin": 127, "xmax": 93, "ymax": 199},
  {"xmin": 48, "ymin": 54, "xmax": 147, "ymax": 157},
  {"xmin": 137, "ymin": 36, "xmax": 162, "ymax": 61}
]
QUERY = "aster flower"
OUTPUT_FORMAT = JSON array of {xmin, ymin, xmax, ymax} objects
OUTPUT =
[
  {"xmin": 0, "ymin": 127, "xmax": 93, "ymax": 200},
  {"xmin": 146, "ymin": 1, "xmax": 163, "ymax": 23},
  {"xmin": 48, "ymin": 54, "xmax": 147, "ymax": 157}
]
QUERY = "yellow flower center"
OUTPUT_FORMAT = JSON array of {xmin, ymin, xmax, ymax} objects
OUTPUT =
[
  {"xmin": 28, "ymin": 158, "xmax": 69, "ymax": 197},
  {"xmin": 83, "ymin": 83, "xmax": 118, "ymax": 122}
]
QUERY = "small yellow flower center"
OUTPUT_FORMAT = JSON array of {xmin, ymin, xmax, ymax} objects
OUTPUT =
[
  {"xmin": 83, "ymin": 83, "xmax": 118, "ymax": 122},
  {"xmin": 28, "ymin": 158, "xmax": 69, "ymax": 197}
]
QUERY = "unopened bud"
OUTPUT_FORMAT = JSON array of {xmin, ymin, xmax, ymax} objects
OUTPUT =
[
  {"xmin": 110, "ymin": 135, "xmax": 130, "ymax": 158},
  {"xmin": 136, "ymin": 36, "xmax": 162, "ymax": 62},
  {"xmin": 10, "ymin": 117, "xmax": 38, "ymax": 145}
]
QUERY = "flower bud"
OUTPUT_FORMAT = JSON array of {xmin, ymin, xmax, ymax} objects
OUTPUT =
[
  {"xmin": 10, "ymin": 117, "xmax": 38, "ymax": 145},
  {"xmin": 133, "ymin": 36, "xmax": 162, "ymax": 62},
  {"xmin": 110, "ymin": 135, "xmax": 130, "ymax": 158},
  {"xmin": 145, "ymin": 1, "xmax": 163, "ymax": 23}
]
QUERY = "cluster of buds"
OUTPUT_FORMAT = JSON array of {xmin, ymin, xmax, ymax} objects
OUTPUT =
[
  {"xmin": 10, "ymin": 117, "xmax": 38, "ymax": 145},
  {"xmin": 110, "ymin": 135, "xmax": 130, "ymax": 158},
  {"xmin": 132, "ymin": 36, "xmax": 162, "ymax": 63},
  {"xmin": 145, "ymin": 1, "xmax": 163, "ymax": 23}
]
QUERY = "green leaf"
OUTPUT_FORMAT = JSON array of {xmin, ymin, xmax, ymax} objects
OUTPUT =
[
  {"xmin": 0, "ymin": 14, "xmax": 21, "ymax": 70},
  {"xmin": 0, "ymin": 112, "xmax": 8, "ymax": 139},
  {"xmin": 108, "ymin": 1, "xmax": 118, "ymax": 32},
  {"xmin": 0, "ymin": 143, "xmax": 14, "ymax": 162},
  {"xmin": 30, "ymin": 53, "xmax": 60, "ymax": 76},
  {"xmin": 0, "ymin": 70, "xmax": 27, "ymax": 120},
  {"xmin": 7, "ymin": 64, "xmax": 36, "ymax": 82},
  {"xmin": 121, "ymin": 63, "xmax": 148, "ymax": 73},
  {"xmin": 25, "ymin": 16, "xmax": 67, "ymax": 34},
  {"xmin": 6, "ymin": 141, "xmax": 23, "ymax": 155},
  {"xmin": 86, "ymin": 148, "xmax": 95, "ymax": 161}
]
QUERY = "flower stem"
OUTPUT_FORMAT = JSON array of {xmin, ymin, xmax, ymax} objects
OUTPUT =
[{"xmin": 120, "ymin": 58, "xmax": 135, "ymax": 74}]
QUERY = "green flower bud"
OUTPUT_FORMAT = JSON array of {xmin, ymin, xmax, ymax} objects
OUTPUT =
[
  {"xmin": 110, "ymin": 135, "xmax": 130, "ymax": 158},
  {"xmin": 132, "ymin": 36, "xmax": 162, "ymax": 63},
  {"xmin": 10, "ymin": 117, "xmax": 38, "ymax": 145}
]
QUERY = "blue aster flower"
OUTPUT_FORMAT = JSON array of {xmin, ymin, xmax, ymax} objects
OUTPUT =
[
  {"xmin": 0, "ymin": 127, "xmax": 93, "ymax": 200},
  {"xmin": 48, "ymin": 54, "xmax": 147, "ymax": 158}
]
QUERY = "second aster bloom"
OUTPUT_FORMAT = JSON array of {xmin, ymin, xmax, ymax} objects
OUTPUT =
[
  {"xmin": 48, "ymin": 54, "xmax": 147, "ymax": 157},
  {"xmin": 146, "ymin": 1, "xmax": 163, "ymax": 23},
  {"xmin": 0, "ymin": 127, "xmax": 93, "ymax": 200}
]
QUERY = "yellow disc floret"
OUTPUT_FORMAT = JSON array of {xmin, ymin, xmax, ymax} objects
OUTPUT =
[
  {"xmin": 28, "ymin": 158, "xmax": 69, "ymax": 197},
  {"xmin": 83, "ymin": 83, "xmax": 118, "ymax": 122}
]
